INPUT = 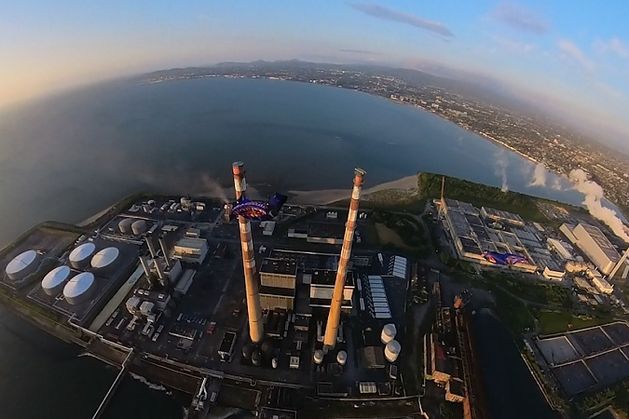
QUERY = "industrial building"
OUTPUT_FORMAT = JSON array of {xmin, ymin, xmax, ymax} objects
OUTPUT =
[
  {"xmin": 440, "ymin": 199, "xmax": 549, "ymax": 274},
  {"xmin": 560, "ymin": 223, "xmax": 627, "ymax": 279},
  {"xmin": 173, "ymin": 237, "xmax": 209, "ymax": 264},
  {"xmin": 259, "ymin": 258, "xmax": 297, "ymax": 311}
]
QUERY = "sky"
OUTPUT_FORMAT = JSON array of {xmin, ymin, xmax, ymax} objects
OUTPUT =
[{"xmin": 1, "ymin": 1, "xmax": 629, "ymax": 147}]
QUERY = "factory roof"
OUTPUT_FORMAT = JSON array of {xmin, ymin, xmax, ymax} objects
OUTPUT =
[
  {"xmin": 259, "ymin": 258, "xmax": 297, "ymax": 276},
  {"xmin": 63, "ymin": 272, "xmax": 95, "ymax": 299},
  {"xmin": 174, "ymin": 237, "xmax": 207, "ymax": 249},
  {"xmin": 308, "ymin": 269, "xmax": 355, "ymax": 287},
  {"xmin": 306, "ymin": 222, "xmax": 346, "ymax": 239},
  {"xmin": 576, "ymin": 223, "xmax": 620, "ymax": 261},
  {"xmin": 5, "ymin": 249, "xmax": 37, "ymax": 275}
]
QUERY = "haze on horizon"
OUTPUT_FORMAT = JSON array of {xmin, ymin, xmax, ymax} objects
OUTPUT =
[{"xmin": 2, "ymin": 1, "xmax": 629, "ymax": 151}]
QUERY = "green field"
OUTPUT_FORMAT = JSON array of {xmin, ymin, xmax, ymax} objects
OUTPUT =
[{"xmin": 535, "ymin": 310, "xmax": 612, "ymax": 335}]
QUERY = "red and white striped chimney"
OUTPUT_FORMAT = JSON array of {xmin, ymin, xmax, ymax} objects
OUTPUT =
[
  {"xmin": 323, "ymin": 168, "xmax": 366, "ymax": 350},
  {"xmin": 232, "ymin": 161, "xmax": 264, "ymax": 343}
]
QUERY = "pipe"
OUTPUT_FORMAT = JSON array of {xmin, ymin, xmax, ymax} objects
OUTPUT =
[
  {"xmin": 609, "ymin": 248, "xmax": 629, "ymax": 279},
  {"xmin": 146, "ymin": 237, "xmax": 158, "ymax": 259},
  {"xmin": 139, "ymin": 256, "xmax": 151, "ymax": 278},
  {"xmin": 232, "ymin": 161, "xmax": 264, "ymax": 343},
  {"xmin": 158, "ymin": 237, "xmax": 171, "ymax": 269},
  {"xmin": 323, "ymin": 168, "xmax": 366, "ymax": 350}
]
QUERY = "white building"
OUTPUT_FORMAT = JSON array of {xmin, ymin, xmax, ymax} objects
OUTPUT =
[
  {"xmin": 592, "ymin": 276, "xmax": 614, "ymax": 294},
  {"xmin": 173, "ymin": 237, "xmax": 208, "ymax": 264},
  {"xmin": 567, "ymin": 223, "xmax": 620, "ymax": 276}
]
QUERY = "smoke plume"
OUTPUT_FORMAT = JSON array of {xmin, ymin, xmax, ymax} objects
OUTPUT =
[
  {"xmin": 530, "ymin": 163, "xmax": 548, "ymax": 187},
  {"xmin": 494, "ymin": 149, "xmax": 509, "ymax": 192},
  {"xmin": 569, "ymin": 169, "xmax": 629, "ymax": 243}
]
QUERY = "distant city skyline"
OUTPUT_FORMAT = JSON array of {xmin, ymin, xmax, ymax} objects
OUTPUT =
[{"xmin": 2, "ymin": 1, "xmax": 629, "ymax": 149}]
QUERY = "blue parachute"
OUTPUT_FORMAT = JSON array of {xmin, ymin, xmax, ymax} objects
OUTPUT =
[
  {"xmin": 231, "ymin": 193, "xmax": 287, "ymax": 221},
  {"xmin": 482, "ymin": 251, "xmax": 528, "ymax": 266}
]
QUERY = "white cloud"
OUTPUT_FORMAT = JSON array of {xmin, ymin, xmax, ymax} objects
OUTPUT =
[
  {"xmin": 557, "ymin": 39, "xmax": 594, "ymax": 73},
  {"xmin": 491, "ymin": 2, "xmax": 549, "ymax": 35},
  {"xmin": 350, "ymin": 3, "xmax": 454, "ymax": 38},
  {"xmin": 594, "ymin": 37, "xmax": 629, "ymax": 59}
]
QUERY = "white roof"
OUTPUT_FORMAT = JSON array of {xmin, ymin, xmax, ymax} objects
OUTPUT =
[
  {"xmin": 63, "ymin": 272, "xmax": 95, "ymax": 298},
  {"xmin": 90, "ymin": 247, "xmax": 119, "ymax": 268},
  {"xmin": 69, "ymin": 242, "xmax": 96, "ymax": 262},
  {"xmin": 41, "ymin": 265, "xmax": 71, "ymax": 290},
  {"xmin": 5, "ymin": 249, "xmax": 37, "ymax": 275}
]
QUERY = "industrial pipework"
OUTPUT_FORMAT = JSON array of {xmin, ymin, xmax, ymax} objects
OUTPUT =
[
  {"xmin": 232, "ymin": 161, "xmax": 264, "ymax": 343},
  {"xmin": 323, "ymin": 167, "xmax": 366, "ymax": 350}
]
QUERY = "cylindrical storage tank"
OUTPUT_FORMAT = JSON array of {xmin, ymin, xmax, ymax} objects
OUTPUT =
[
  {"xmin": 90, "ymin": 247, "xmax": 119, "ymax": 271},
  {"xmin": 131, "ymin": 220, "xmax": 147, "ymax": 235},
  {"xmin": 69, "ymin": 242, "xmax": 96, "ymax": 269},
  {"xmin": 251, "ymin": 349, "xmax": 262, "ymax": 366},
  {"xmin": 384, "ymin": 340, "xmax": 401, "ymax": 363},
  {"xmin": 381, "ymin": 323, "xmax": 397, "ymax": 344},
  {"xmin": 271, "ymin": 357, "xmax": 278, "ymax": 369},
  {"xmin": 118, "ymin": 218, "xmax": 134, "ymax": 234},
  {"xmin": 5, "ymin": 249, "xmax": 39, "ymax": 281},
  {"xmin": 313, "ymin": 349, "xmax": 324, "ymax": 365},
  {"xmin": 41, "ymin": 265, "xmax": 71, "ymax": 296},
  {"xmin": 63, "ymin": 272, "xmax": 95, "ymax": 305},
  {"xmin": 337, "ymin": 350, "xmax": 347, "ymax": 366}
]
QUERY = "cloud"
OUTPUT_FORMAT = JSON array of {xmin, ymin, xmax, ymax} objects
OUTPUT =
[
  {"xmin": 349, "ymin": 3, "xmax": 453, "ymax": 38},
  {"xmin": 594, "ymin": 37, "xmax": 629, "ymax": 59},
  {"xmin": 493, "ymin": 36, "xmax": 536, "ymax": 54},
  {"xmin": 557, "ymin": 39, "xmax": 594, "ymax": 73},
  {"xmin": 491, "ymin": 2, "xmax": 549, "ymax": 35},
  {"xmin": 338, "ymin": 48, "xmax": 382, "ymax": 55}
]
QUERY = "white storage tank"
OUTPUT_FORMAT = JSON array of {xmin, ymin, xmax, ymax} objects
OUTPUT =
[
  {"xmin": 337, "ymin": 350, "xmax": 347, "ymax": 366},
  {"xmin": 131, "ymin": 220, "xmax": 147, "ymax": 235},
  {"xmin": 313, "ymin": 349, "xmax": 324, "ymax": 365},
  {"xmin": 63, "ymin": 272, "xmax": 95, "ymax": 305},
  {"xmin": 380, "ymin": 323, "xmax": 397, "ymax": 344},
  {"xmin": 5, "ymin": 249, "xmax": 39, "ymax": 281},
  {"xmin": 41, "ymin": 265, "xmax": 71, "ymax": 296},
  {"xmin": 90, "ymin": 247, "xmax": 119, "ymax": 271},
  {"xmin": 69, "ymin": 242, "xmax": 96, "ymax": 269},
  {"xmin": 118, "ymin": 218, "xmax": 134, "ymax": 234},
  {"xmin": 384, "ymin": 340, "xmax": 401, "ymax": 363}
]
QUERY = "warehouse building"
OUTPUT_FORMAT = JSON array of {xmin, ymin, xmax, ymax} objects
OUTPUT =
[{"xmin": 561, "ymin": 223, "xmax": 620, "ymax": 276}]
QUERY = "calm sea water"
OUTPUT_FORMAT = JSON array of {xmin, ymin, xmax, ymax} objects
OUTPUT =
[{"xmin": 0, "ymin": 77, "xmax": 576, "ymax": 418}]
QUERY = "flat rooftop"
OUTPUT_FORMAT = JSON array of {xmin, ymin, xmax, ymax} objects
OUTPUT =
[{"xmin": 260, "ymin": 258, "xmax": 297, "ymax": 276}]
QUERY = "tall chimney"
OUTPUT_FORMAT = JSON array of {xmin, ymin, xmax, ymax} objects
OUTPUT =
[
  {"xmin": 232, "ymin": 161, "xmax": 264, "ymax": 343},
  {"xmin": 323, "ymin": 168, "xmax": 366, "ymax": 351},
  {"xmin": 139, "ymin": 256, "xmax": 151, "ymax": 277}
]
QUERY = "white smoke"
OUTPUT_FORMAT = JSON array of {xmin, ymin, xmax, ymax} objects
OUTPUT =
[
  {"xmin": 551, "ymin": 177, "xmax": 563, "ymax": 191},
  {"xmin": 199, "ymin": 174, "xmax": 229, "ymax": 203},
  {"xmin": 569, "ymin": 169, "xmax": 629, "ymax": 243},
  {"xmin": 530, "ymin": 163, "xmax": 548, "ymax": 187},
  {"xmin": 494, "ymin": 149, "xmax": 509, "ymax": 192}
]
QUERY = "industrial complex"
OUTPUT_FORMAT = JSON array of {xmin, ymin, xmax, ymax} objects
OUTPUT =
[{"xmin": 0, "ymin": 164, "xmax": 434, "ymax": 418}]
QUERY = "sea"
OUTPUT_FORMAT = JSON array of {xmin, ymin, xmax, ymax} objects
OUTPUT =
[{"xmin": 0, "ymin": 77, "xmax": 584, "ymax": 418}]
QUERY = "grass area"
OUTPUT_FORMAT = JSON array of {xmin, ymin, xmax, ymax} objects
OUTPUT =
[
  {"xmin": 371, "ymin": 211, "xmax": 432, "ymax": 257},
  {"xmin": 535, "ymin": 310, "xmax": 612, "ymax": 335},
  {"xmin": 417, "ymin": 172, "xmax": 562, "ymax": 223},
  {"xmin": 484, "ymin": 272, "xmax": 572, "ymax": 308}
]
